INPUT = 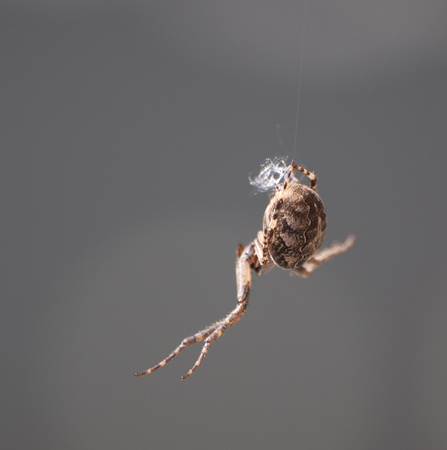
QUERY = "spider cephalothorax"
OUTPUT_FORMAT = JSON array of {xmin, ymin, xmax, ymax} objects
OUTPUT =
[{"xmin": 135, "ymin": 160, "xmax": 354, "ymax": 379}]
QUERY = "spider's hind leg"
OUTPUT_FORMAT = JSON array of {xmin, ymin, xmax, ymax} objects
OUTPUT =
[
  {"xmin": 135, "ymin": 241, "xmax": 255, "ymax": 379},
  {"xmin": 134, "ymin": 323, "xmax": 219, "ymax": 377},
  {"xmin": 181, "ymin": 242, "xmax": 255, "ymax": 379},
  {"xmin": 180, "ymin": 320, "xmax": 228, "ymax": 379}
]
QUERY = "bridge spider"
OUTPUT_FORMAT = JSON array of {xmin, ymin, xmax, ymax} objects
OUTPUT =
[{"xmin": 135, "ymin": 160, "xmax": 355, "ymax": 379}]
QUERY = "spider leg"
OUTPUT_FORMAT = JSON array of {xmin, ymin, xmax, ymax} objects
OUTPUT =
[
  {"xmin": 134, "ymin": 324, "xmax": 219, "ymax": 377},
  {"xmin": 294, "ymin": 234, "xmax": 356, "ymax": 277},
  {"xmin": 180, "ymin": 336, "xmax": 213, "ymax": 380},
  {"xmin": 135, "ymin": 241, "xmax": 256, "ymax": 379},
  {"xmin": 290, "ymin": 160, "xmax": 318, "ymax": 190},
  {"xmin": 180, "ymin": 301, "xmax": 246, "ymax": 379}
]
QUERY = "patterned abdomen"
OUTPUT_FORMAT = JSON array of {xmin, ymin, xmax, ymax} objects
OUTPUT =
[{"xmin": 263, "ymin": 182, "xmax": 327, "ymax": 270}]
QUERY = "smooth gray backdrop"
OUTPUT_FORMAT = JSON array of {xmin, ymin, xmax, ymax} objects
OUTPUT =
[{"xmin": 3, "ymin": 1, "xmax": 447, "ymax": 449}]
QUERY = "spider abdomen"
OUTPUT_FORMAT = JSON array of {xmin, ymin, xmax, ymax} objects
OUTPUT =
[{"xmin": 263, "ymin": 182, "xmax": 327, "ymax": 270}]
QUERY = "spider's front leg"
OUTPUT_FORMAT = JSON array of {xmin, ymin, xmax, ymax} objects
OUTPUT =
[{"xmin": 134, "ymin": 241, "xmax": 258, "ymax": 379}]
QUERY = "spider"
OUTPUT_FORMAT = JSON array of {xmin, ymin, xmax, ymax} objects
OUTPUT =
[{"xmin": 135, "ymin": 160, "xmax": 355, "ymax": 379}]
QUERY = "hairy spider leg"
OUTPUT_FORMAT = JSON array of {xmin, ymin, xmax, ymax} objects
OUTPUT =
[
  {"xmin": 290, "ymin": 160, "xmax": 318, "ymax": 191},
  {"xmin": 133, "ymin": 325, "xmax": 219, "ymax": 377},
  {"xmin": 294, "ymin": 234, "xmax": 356, "ymax": 277},
  {"xmin": 261, "ymin": 161, "xmax": 318, "ymax": 266},
  {"xmin": 134, "ymin": 242, "xmax": 256, "ymax": 379},
  {"xmin": 180, "ymin": 299, "xmax": 247, "ymax": 379}
]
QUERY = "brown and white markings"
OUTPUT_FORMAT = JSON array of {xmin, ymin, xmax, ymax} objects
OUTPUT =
[{"xmin": 135, "ymin": 160, "xmax": 355, "ymax": 380}]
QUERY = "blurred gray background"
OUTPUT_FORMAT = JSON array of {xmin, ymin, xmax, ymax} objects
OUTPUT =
[{"xmin": 3, "ymin": 1, "xmax": 447, "ymax": 448}]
